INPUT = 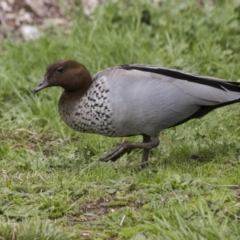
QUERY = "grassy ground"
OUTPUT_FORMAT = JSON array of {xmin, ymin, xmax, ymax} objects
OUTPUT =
[{"xmin": 1, "ymin": 0, "xmax": 240, "ymax": 239}]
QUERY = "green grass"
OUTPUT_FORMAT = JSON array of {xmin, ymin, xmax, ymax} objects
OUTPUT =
[{"xmin": 1, "ymin": 0, "xmax": 240, "ymax": 239}]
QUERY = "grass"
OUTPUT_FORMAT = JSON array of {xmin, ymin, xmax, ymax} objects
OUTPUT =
[{"xmin": 1, "ymin": 0, "xmax": 240, "ymax": 239}]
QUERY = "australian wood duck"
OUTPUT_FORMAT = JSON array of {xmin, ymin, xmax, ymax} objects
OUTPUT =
[{"xmin": 35, "ymin": 60, "xmax": 240, "ymax": 167}]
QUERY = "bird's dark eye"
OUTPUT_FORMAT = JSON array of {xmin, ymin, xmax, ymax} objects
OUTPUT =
[{"xmin": 56, "ymin": 66, "xmax": 63, "ymax": 73}]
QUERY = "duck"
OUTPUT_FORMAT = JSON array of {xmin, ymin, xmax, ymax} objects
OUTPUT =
[{"xmin": 34, "ymin": 60, "xmax": 240, "ymax": 168}]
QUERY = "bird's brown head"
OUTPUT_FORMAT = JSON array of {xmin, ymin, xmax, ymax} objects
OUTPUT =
[{"xmin": 34, "ymin": 60, "xmax": 92, "ymax": 93}]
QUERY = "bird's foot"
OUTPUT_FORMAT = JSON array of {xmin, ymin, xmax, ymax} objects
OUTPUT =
[
  {"xmin": 99, "ymin": 142, "xmax": 132, "ymax": 162},
  {"xmin": 99, "ymin": 136, "xmax": 160, "ymax": 165}
]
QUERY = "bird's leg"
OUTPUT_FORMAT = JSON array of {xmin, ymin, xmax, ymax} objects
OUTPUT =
[
  {"xmin": 99, "ymin": 135, "xmax": 159, "ymax": 165},
  {"xmin": 140, "ymin": 134, "xmax": 151, "ymax": 168}
]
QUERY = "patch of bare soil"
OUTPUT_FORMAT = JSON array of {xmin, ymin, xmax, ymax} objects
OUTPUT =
[
  {"xmin": 0, "ymin": 0, "xmax": 105, "ymax": 40},
  {"xmin": 0, "ymin": 0, "xmax": 71, "ymax": 39},
  {"xmin": 67, "ymin": 197, "xmax": 123, "ymax": 224}
]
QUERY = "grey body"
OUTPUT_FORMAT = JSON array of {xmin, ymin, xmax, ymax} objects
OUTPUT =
[{"xmin": 59, "ymin": 65, "xmax": 240, "ymax": 138}]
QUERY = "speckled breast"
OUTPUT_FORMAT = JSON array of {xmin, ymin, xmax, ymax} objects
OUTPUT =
[{"xmin": 59, "ymin": 76, "xmax": 118, "ymax": 137}]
